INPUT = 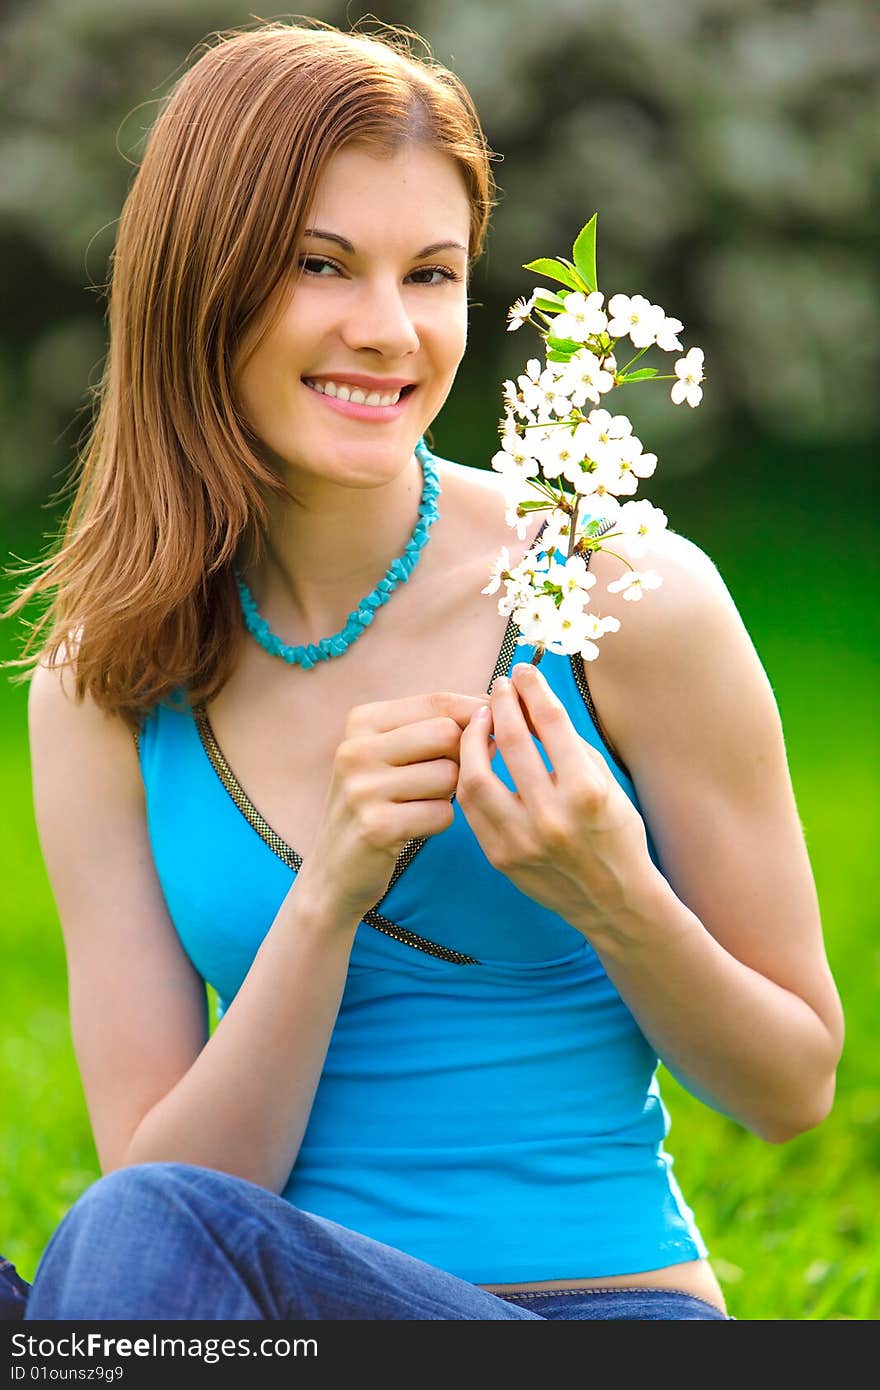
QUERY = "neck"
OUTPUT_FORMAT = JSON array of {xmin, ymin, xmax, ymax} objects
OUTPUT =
[{"xmin": 242, "ymin": 445, "xmax": 428, "ymax": 646}]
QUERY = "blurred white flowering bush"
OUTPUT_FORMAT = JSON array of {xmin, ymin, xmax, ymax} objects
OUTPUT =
[{"xmin": 1, "ymin": 0, "xmax": 877, "ymax": 506}]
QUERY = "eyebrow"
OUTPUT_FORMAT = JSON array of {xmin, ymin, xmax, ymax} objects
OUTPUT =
[{"xmin": 303, "ymin": 228, "xmax": 467, "ymax": 259}]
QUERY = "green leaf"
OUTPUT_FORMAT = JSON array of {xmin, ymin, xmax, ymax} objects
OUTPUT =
[
  {"xmin": 546, "ymin": 334, "xmax": 584, "ymax": 353},
  {"xmin": 522, "ymin": 257, "xmax": 582, "ymax": 292},
  {"xmin": 533, "ymin": 289, "xmax": 567, "ymax": 311},
  {"xmin": 572, "ymin": 215, "xmax": 598, "ymax": 293},
  {"xmin": 618, "ymin": 367, "xmax": 658, "ymax": 381},
  {"xmin": 557, "ymin": 256, "xmax": 591, "ymax": 291}
]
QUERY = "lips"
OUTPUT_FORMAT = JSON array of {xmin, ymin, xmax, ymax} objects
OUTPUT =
[
  {"xmin": 303, "ymin": 378, "xmax": 413, "ymax": 406},
  {"xmin": 300, "ymin": 376, "xmax": 417, "ymax": 420}
]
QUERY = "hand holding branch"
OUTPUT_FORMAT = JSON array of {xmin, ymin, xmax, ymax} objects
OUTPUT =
[{"xmin": 456, "ymin": 660, "xmax": 655, "ymax": 939}]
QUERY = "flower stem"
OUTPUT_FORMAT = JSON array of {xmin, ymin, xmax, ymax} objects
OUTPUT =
[
  {"xmin": 592, "ymin": 546, "xmax": 635, "ymax": 571},
  {"xmin": 524, "ymin": 476, "xmax": 564, "ymax": 506},
  {"xmin": 521, "ymin": 416, "xmax": 579, "ymax": 431},
  {"xmin": 568, "ymin": 494, "xmax": 581, "ymax": 561},
  {"xmin": 618, "ymin": 344, "xmax": 651, "ymax": 374}
]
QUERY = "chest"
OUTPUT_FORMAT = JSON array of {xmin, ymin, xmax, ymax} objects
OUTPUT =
[{"xmin": 200, "ymin": 546, "xmax": 522, "ymax": 864}]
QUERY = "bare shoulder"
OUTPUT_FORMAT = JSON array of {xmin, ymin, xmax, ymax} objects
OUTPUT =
[
  {"xmin": 588, "ymin": 524, "xmax": 730, "ymax": 651},
  {"xmin": 29, "ymin": 630, "xmax": 141, "ymax": 768},
  {"xmin": 584, "ymin": 522, "xmax": 777, "ymax": 754},
  {"xmin": 431, "ymin": 456, "xmax": 546, "ymax": 576},
  {"xmin": 593, "ymin": 525, "xmax": 844, "ymax": 1069},
  {"xmin": 28, "ymin": 635, "xmax": 208, "ymax": 1175},
  {"xmin": 579, "ymin": 525, "xmax": 741, "ymax": 721},
  {"xmin": 433, "ymin": 456, "xmax": 513, "ymax": 547}
]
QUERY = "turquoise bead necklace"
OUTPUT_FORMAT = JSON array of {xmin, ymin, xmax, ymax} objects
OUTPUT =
[{"xmin": 234, "ymin": 435, "xmax": 441, "ymax": 670}]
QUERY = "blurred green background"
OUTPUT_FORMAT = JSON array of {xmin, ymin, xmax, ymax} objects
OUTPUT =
[{"xmin": 1, "ymin": 0, "xmax": 877, "ymax": 1320}]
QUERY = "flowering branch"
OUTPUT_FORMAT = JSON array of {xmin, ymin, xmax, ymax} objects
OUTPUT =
[{"xmin": 483, "ymin": 214, "xmax": 705, "ymax": 665}]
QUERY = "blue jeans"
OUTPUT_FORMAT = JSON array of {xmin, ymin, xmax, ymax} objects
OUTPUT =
[
  {"xmin": 14, "ymin": 1163, "xmax": 732, "ymax": 1320},
  {"xmin": 0, "ymin": 1255, "xmax": 30, "ymax": 1320}
]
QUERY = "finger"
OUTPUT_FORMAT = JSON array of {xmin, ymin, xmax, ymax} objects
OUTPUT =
[
  {"xmin": 351, "ymin": 690, "xmax": 491, "ymax": 736},
  {"xmin": 457, "ymin": 702, "xmax": 521, "ymax": 830},
  {"xmin": 489, "ymin": 674, "xmax": 555, "ymax": 807},
  {"xmin": 380, "ymin": 716, "xmax": 470, "ymax": 769},
  {"xmin": 509, "ymin": 662, "xmax": 586, "ymax": 787}
]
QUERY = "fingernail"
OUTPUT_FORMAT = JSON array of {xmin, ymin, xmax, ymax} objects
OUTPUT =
[
  {"xmin": 473, "ymin": 705, "xmax": 491, "ymax": 720},
  {"xmin": 494, "ymin": 676, "xmax": 510, "ymax": 692}
]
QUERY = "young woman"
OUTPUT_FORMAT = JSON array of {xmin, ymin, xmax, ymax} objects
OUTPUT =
[{"xmin": 4, "ymin": 19, "xmax": 843, "ymax": 1322}]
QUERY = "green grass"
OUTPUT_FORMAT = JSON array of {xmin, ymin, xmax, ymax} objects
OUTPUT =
[{"xmin": 1, "ymin": 444, "xmax": 876, "ymax": 1320}]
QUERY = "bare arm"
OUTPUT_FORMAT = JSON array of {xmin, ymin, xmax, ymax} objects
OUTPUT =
[
  {"xmin": 28, "ymin": 654, "xmax": 361, "ymax": 1194},
  {"xmin": 121, "ymin": 877, "xmax": 359, "ymax": 1191},
  {"xmin": 29, "ymin": 649, "xmax": 475, "ymax": 1191},
  {"xmin": 566, "ymin": 531, "xmax": 844, "ymax": 1142}
]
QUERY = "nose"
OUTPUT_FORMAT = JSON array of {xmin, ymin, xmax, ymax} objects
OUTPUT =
[{"xmin": 339, "ymin": 275, "xmax": 421, "ymax": 359}]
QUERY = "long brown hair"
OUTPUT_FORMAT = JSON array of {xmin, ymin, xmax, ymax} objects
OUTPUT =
[{"xmin": 1, "ymin": 17, "xmax": 498, "ymax": 733}]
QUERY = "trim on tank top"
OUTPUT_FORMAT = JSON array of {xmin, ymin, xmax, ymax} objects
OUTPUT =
[
  {"xmin": 182, "ymin": 529, "xmax": 552, "ymax": 969},
  {"xmin": 192, "ymin": 703, "xmax": 482, "ymax": 964},
  {"xmin": 556, "ymin": 518, "xmax": 633, "ymax": 782},
  {"xmin": 565, "ymin": 530, "xmax": 632, "ymax": 785},
  {"xmin": 132, "ymin": 515, "xmax": 631, "ymax": 957},
  {"xmin": 569, "ymin": 650, "xmax": 631, "ymax": 781},
  {"xmin": 129, "ymin": 519, "xmax": 628, "ymax": 794}
]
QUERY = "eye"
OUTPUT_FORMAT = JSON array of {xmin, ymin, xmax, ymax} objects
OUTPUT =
[
  {"xmin": 298, "ymin": 255, "xmax": 341, "ymax": 276},
  {"xmin": 408, "ymin": 266, "xmax": 463, "ymax": 286},
  {"xmin": 294, "ymin": 257, "xmax": 458, "ymax": 286}
]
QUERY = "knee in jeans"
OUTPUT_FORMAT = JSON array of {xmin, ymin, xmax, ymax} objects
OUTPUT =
[{"xmin": 61, "ymin": 1162, "xmax": 216, "ymax": 1233}]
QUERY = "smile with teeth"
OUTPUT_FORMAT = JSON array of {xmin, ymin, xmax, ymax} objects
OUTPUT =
[{"xmin": 303, "ymin": 378, "xmax": 409, "ymax": 407}]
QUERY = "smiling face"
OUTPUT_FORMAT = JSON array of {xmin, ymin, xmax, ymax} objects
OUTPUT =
[{"xmin": 233, "ymin": 141, "xmax": 472, "ymax": 488}]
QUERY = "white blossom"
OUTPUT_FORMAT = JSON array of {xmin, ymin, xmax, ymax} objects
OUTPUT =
[
  {"xmin": 515, "ymin": 358, "xmax": 560, "ymax": 415},
  {"xmin": 538, "ymin": 509, "xmax": 580, "ymax": 556},
  {"xmin": 516, "ymin": 357, "xmax": 545, "ymax": 411},
  {"xmin": 574, "ymin": 470, "xmax": 623, "ymax": 516},
  {"xmin": 544, "ymin": 553, "xmax": 598, "ymax": 602},
  {"xmin": 507, "ymin": 290, "xmax": 537, "ymax": 331},
  {"xmin": 482, "ymin": 545, "xmax": 512, "ymax": 596},
  {"xmin": 503, "ymin": 486, "xmax": 549, "ymax": 539},
  {"xmin": 606, "ymin": 569, "xmax": 664, "ymax": 600},
  {"xmin": 491, "ymin": 234, "xmax": 700, "ymax": 660},
  {"xmin": 552, "ymin": 598, "xmax": 600, "ymax": 657},
  {"xmin": 516, "ymin": 357, "xmax": 573, "ymax": 418},
  {"xmin": 551, "ymin": 291, "xmax": 608, "ymax": 343},
  {"xmin": 655, "ymin": 312, "xmax": 684, "ymax": 353},
  {"xmin": 512, "ymin": 591, "xmax": 560, "ymax": 646},
  {"xmin": 534, "ymin": 428, "xmax": 589, "ymax": 491},
  {"xmin": 574, "ymin": 610, "xmax": 622, "ymax": 661},
  {"xmin": 554, "ymin": 349, "xmax": 615, "ymax": 407},
  {"xmin": 491, "ymin": 429, "xmax": 541, "ymax": 474},
  {"xmin": 538, "ymin": 605, "xmax": 622, "ymax": 661},
  {"xmin": 671, "ymin": 347, "xmax": 705, "ymax": 407},
  {"xmin": 502, "ymin": 379, "xmax": 522, "ymax": 415},
  {"xmin": 611, "ymin": 434, "xmax": 658, "ymax": 494},
  {"xmin": 614, "ymin": 499, "xmax": 668, "ymax": 557},
  {"xmin": 578, "ymin": 408, "xmax": 634, "ymax": 471},
  {"xmin": 607, "ymin": 293, "xmax": 665, "ymax": 349}
]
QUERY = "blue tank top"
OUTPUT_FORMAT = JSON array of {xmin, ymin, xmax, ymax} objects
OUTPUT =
[{"xmin": 135, "ymin": 515, "xmax": 709, "ymax": 1284}]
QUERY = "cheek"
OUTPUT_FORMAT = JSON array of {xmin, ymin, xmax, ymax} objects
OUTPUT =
[
  {"xmin": 233, "ymin": 356, "xmax": 269, "ymax": 429},
  {"xmin": 232, "ymin": 343, "xmax": 293, "ymax": 438},
  {"xmin": 439, "ymin": 303, "xmax": 468, "ymax": 364}
]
